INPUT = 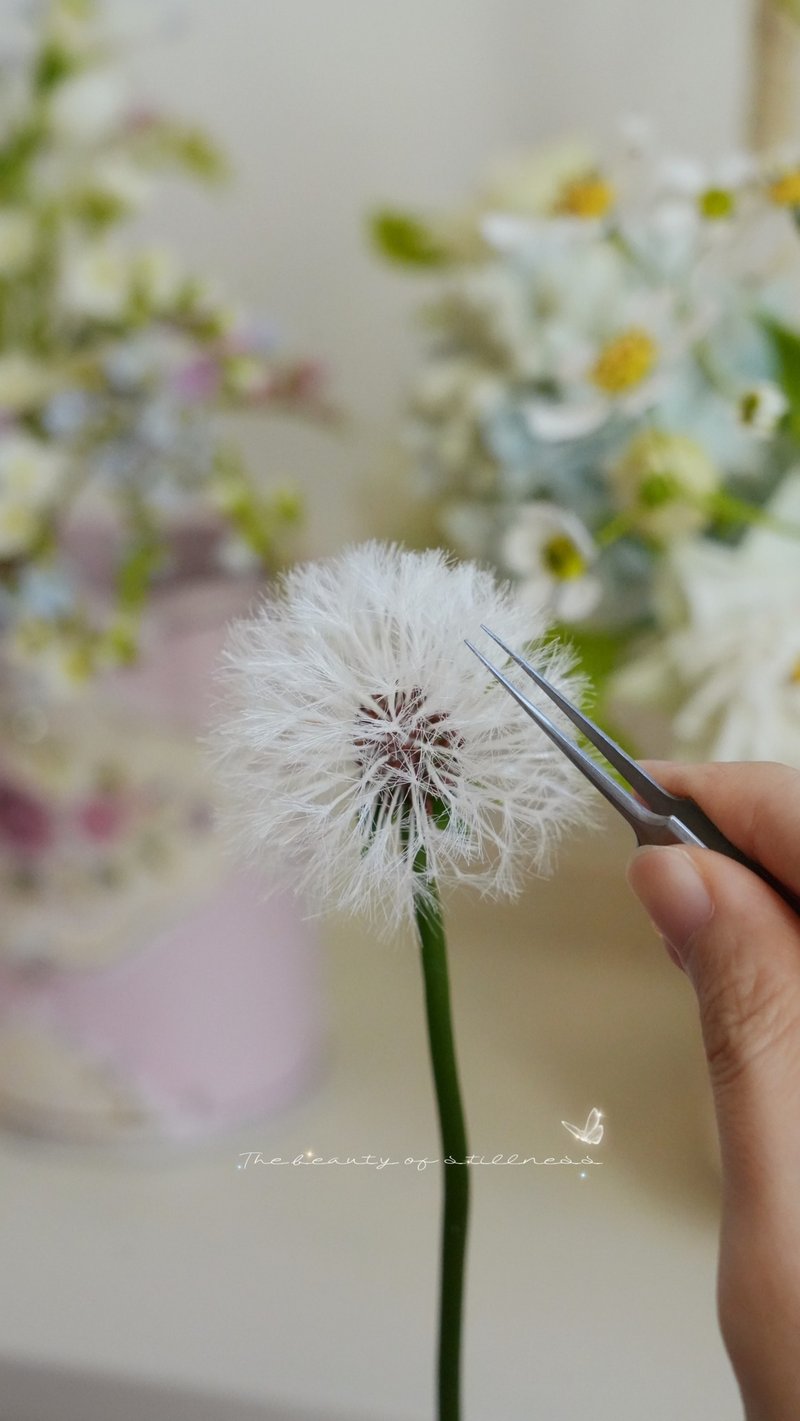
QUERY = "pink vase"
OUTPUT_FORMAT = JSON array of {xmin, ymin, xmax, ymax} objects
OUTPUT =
[{"xmin": 0, "ymin": 567, "xmax": 324, "ymax": 1147}]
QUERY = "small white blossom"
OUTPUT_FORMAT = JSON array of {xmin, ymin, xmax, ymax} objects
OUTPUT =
[
  {"xmin": 502, "ymin": 503, "xmax": 602, "ymax": 622},
  {"xmin": 60, "ymin": 242, "xmax": 131, "ymax": 321},
  {"xmin": 0, "ymin": 436, "xmax": 65, "ymax": 557},
  {"xmin": 0, "ymin": 353, "xmax": 54, "ymax": 412},
  {"xmin": 212, "ymin": 543, "xmax": 593, "ymax": 930},
  {"xmin": 83, "ymin": 156, "xmax": 153, "ymax": 214},
  {"xmin": 655, "ymin": 152, "xmax": 756, "ymax": 224},
  {"xmin": 43, "ymin": 0, "xmax": 104, "ymax": 59},
  {"xmin": 132, "ymin": 247, "xmax": 184, "ymax": 312},
  {"xmin": 736, "ymin": 381, "xmax": 788, "ymax": 438},
  {"xmin": 48, "ymin": 68, "xmax": 127, "ymax": 143}
]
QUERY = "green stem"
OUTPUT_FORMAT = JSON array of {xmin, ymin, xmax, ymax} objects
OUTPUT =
[
  {"xmin": 595, "ymin": 509, "xmax": 637, "ymax": 547},
  {"xmin": 704, "ymin": 487, "xmax": 800, "ymax": 539},
  {"xmin": 413, "ymin": 873, "xmax": 469, "ymax": 1421}
]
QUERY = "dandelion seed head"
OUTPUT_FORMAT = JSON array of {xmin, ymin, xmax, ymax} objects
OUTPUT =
[{"xmin": 211, "ymin": 542, "xmax": 595, "ymax": 932}]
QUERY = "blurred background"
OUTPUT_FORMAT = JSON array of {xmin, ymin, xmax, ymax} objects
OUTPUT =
[
  {"xmin": 128, "ymin": 0, "xmax": 756, "ymax": 554},
  {"xmin": 1, "ymin": 2, "xmax": 799, "ymax": 1419}
]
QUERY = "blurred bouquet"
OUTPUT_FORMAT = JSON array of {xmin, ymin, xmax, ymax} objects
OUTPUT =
[
  {"xmin": 372, "ymin": 122, "xmax": 800, "ymax": 763},
  {"xmin": 0, "ymin": 0, "xmax": 332, "ymax": 689}
]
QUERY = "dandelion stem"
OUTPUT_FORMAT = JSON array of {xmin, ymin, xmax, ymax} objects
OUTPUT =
[{"xmin": 413, "ymin": 866, "xmax": 469, "ymax": 1421}]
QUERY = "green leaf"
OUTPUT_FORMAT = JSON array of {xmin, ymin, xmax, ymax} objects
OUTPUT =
[
  {"xmin": 34, "ymin": 43, "xmax": 78, "ymax": 95},
  {"xmin": 130, "ymin": 121, "xmax": 229, "ymax": 183},
  {"xmin": 369, "ymin": 208, "xmax": 450, "ymax": 268},
  {"xmin": 547, "ymin": 623, "xmax": 626, "ymax": 690},
  {"xmin": 761, "ymin": 317, "xmax": 800, "ymax": 440},
  {"xmin": 0, "ymin": 121, "xmax": 45, "ymax": 201},
  {"xmin": 169, "ymin": 127, "xmax": 228, "ymax": 181},
  {"xmin": 116, "ymin": 530, "xmax": 165, "ymax": 613},
  {"xmin": 72, "ymin": 187, "xmax": 131, "ymax": 231}
]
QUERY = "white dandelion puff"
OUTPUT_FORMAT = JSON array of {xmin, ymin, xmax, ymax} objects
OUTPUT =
[{"xmin": 211, "ymin": 542, "xmax": 594, "ymax": 931}]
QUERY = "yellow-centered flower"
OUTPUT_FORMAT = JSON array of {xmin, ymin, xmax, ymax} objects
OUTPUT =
[
  {"xmin": 553, "ymin": 172, "xmax": 615, "ymax": 220},
  {"xmin": 590, "ymin": 328, "xmax": 658, "ymax": 395}
]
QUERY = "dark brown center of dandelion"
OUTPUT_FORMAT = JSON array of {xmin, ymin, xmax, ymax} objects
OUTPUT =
[{"xmin": 354, "ymin": 687, "xmax": 463, "ymax": 823}]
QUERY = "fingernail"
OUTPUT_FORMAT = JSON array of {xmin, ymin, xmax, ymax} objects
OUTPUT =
[{"xmin": 626, "ymin": 846, "xmax": 714, "ymax": 966}]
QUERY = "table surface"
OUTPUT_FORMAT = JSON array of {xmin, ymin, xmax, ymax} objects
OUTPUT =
[{"xmin": 0, "ymin": 812, "xmax": 743, "ymax": 1421}]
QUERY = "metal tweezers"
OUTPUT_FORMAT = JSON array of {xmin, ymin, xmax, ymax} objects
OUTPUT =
[{"xmin": 467, "ymin": 625, "xmax": 800, "ymax": 916}]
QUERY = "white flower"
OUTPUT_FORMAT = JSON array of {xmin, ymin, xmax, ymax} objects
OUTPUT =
[
  {"xmin": 0, "ymin": 210, "xmax": 36, "ymax": 276},
  {"xmin": 502, "ymin": 503, "xmax": 602, "ymax": 622},
  {"xmin": 410, "ymin": 357, "xmax": 503, "ymax": 423},
  {"xmin": 82, "ymin": 156, "xmax": 153, "ymax": 214},
  {"xmin": 132, "ymin": 247, "xmax": 183, "ymax": 312},
  {"xmin": 0, "ymin": 354, "xmax": 54, "ymax": 412},
  {"xmin": 212, "ymin": 543, "xmax": 593, "ymax": 930},
  {"xmin": 430, "ymin": 266, "xmax": 535, "ymax": 373},
  {"xmin": 60, "ymin": 242, "xmax": 131, "ymax": 321},
  {"xmin": 0, "ymin": 436, "xmax": 65, "ymax": 557},
  {"xmin": 0, "ymin": 435, "xmax": 64, "ymax": 502},
  {"xmin": 5, "ymin": 620, "xmax": 101, "ymax": 697},
  {"xmin": 530, "ymin": 291, "xmax": 703, "ymax": 441},
  {"xmin": 483, "ymin": 236, "xmax": 706, "ymax": 442},
  {"xmin": 43, "ymin": 0, "xmax": 102, "ymax": 59},
  {"xmin": 608, "ymin": 429, "xmax": 720, "ymax": 540},
  {"xmin": 48, "ymin": 69, "xmax": 127, "ymax": 143},
  {"xmin": 655, "ymin": 152, "xmax": 757, "ymax": 225},
  {"xmin": 611, "ymin": 473, "xmax": 800, "ymax": 764},
  {"xmin": 736, "ymin": 381, "xmax": 788, "ymax": 438},
  {"xmin": 478, "ymin": 139, "xmax": 598, "ymax": 219}
]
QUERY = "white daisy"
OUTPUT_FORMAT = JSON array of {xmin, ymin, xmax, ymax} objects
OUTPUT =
[
  {"xmin": 655, "ymin": 152, "xmax": 757, "ymax": 226},
  {"xmin": 212, "ymin": 542, "xmax": 593, "ymax": 930},
  {"xmin": 501, "ymin": 503, "xmax": 602, "ymax": 622}
]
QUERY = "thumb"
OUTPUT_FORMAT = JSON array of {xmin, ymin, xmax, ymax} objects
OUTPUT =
[{"xmin": 627, "ymin": 843, "xmax": 800, "ymax": 1206}]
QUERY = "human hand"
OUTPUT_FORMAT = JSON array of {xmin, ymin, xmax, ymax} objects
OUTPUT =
[{"xmin": 626, "ymin": 762, "xmax": 800, "ymax": 1421}]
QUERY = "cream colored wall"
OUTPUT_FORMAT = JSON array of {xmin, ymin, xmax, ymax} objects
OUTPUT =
[{"xmin": 129, "ymin": 0, "xmax": 756, "ymax": 555}]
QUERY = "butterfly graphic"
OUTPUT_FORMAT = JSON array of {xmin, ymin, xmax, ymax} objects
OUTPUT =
[{"xmin": 561, "ymin": 1108, "xmax": 604, "ymax": 1146}]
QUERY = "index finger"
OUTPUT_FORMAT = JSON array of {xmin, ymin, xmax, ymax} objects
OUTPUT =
[{"xmin": 641, "ymin": 760, "xmax": 800, "ymax": 899}]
